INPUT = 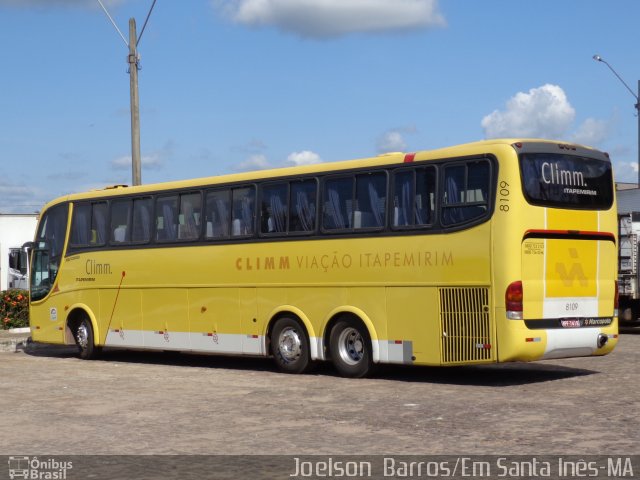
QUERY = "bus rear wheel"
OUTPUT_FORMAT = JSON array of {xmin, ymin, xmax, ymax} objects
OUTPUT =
[
  {"xmin": 271, "ymin": 317, "xmax": 312, "ymax": 374},
  {"xmin": 75, "ymin": 317, "xmax": 101, "ymax": 360},
  {"xmin": 329, "ymin": 318, "xmax": 374, "ymax": 378}
]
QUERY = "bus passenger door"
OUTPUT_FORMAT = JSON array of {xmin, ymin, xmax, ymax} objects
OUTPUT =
[
  {"xmin": 141, "ymin": 289, "xmax": 188, "ymax": 350},
  {"xmin": 239, "ymin": 288, "xmax": 262, "ymax": 354},
  {"xmin": 189, "ymin": 288, "xmax": 242, "ymax": 354}
]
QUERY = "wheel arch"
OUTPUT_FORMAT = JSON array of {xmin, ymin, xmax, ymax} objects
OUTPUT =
[
  {"xmin": 65, "ymin": 305, "xmax": 100, "ymax": 346},
  {"xmin": 323, "ymin": 306, "xmax": 380, "ymax": 363},
  {"xmin": 265, "ymin": 306, "xmax": 319, "ymax": 359}
]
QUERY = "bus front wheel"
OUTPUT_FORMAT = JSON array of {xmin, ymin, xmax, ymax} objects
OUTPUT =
[
  {"xmin": 75, "ymin": 317, "xmax": 101, "ymax": 360},
  {"xmin": 271, "ymin": 317, "xmax": 312, "ymax": 374},
  {"xmin": 329, "ymin": 318, "xmax": 374, "ymax": 378}
]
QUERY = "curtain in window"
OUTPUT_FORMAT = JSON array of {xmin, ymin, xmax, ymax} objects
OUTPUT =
[
  {"xmin": 72, "ymin": 207, "xmax": 90, "ymax": 245},
  {"xmin": 93, "ymin": 206, "xmax": 107, "ymax": 244},
  {"xmin": 162, "ymin": 203, "xmax": 177, "ymax": 240},
  {"xmin": 133, "ymin": 202, "xmax": 151, "ymax": 242},
  {"xmin": 215, "ymin": 199, "xmax": 229, "ymax": 237},
  {"xmin": 270, "ymin": 195, "xmax": 286, "ymax": 232},
  {"xmin": 296, "ymin": 190, "xmax": 315, "ymax": 231},
  {"xmin": 443, "ymin": 174, "xmax": 463, "ymax": 225},
  {"xmin": 327, "ymin": 187, "xmax": 345, "ymax": 229},
  {"xmin": 368, "ymin": 181, "xmax": 384, "ymax": 227},
  {"xmin": 241, "ymin": 197, "xmax": 253, "ymax": 234}
]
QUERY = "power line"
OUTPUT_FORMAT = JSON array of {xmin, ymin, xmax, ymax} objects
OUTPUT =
[
  {"xmin": 137, "ymin": 0, "xmax": 158, "ymax": 47},
  {"xmin": 96, "ymin": 0, "xmax": 129, "ymax": 48}
]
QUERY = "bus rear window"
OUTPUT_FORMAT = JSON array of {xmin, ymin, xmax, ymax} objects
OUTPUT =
[{"xmin": 520, "ymin": 153, "xmax": 613, "ymax": 209}]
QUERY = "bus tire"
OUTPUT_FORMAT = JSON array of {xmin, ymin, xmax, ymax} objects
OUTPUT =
[
  {"xmin": 75, "ymin": 316, "xmax": 101, "ymax": 360},
  {"xmin": 329, "ymin": 318, "xmax": 374, "ymax": 378},
  {"xmin": 271, "ymin": 317, "xmax": 312, "ymax": 374}
]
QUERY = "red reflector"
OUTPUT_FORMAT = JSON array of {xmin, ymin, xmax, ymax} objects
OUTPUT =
[
  {"xmin": 394, "ymin": 340, "xmax": 403, "ymax": 344},
  {"xmin": 403, "ymin": 153, "xmax": 416, "ymax": 163}
]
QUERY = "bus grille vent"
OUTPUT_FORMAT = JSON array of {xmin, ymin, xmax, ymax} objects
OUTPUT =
[{"xmin": 439, "ymin": 287, "xmax": 492, "ymax": 364}]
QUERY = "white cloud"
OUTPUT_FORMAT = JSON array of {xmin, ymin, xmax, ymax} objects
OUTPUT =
[
  {"xmin": 214, "ymin": 0, "xmax": 446, "ymax": 39},
  {"xmin": 377, "ymin": 130, "xmax": 407, "ymax": 153},
  {"xmin": 286, "ymin": 150, "xmax": 322, "ymax": 166},
  {"xmin": 612, "ymin": 160, "xmax": 638, "ymax": 184},
  {"xmin": 0, "ymin": 182, "xmax": 46, "ymax": 213},
  {"xmin": 235, "ymin": 150, "xmax": 322, "ymax": 171},
  {"xmin": 111, "ymin": 153, "xmax": 164, "ymax": 171},
  {"xmin": 570, "ymin": 117, "xmax": 610, "ymax": 146},
  {"xmin": 235, "ymin": 154, "xmax": 271, "ymax": 171},
  {"xmin": 481, "ymin": 84, "xmax": 576, "ymax": 139},
  {"xmin": 376, "ymin": 126, "xmax": 418, "ymax": 153},
  {"xmin": 110, "ymin": 142, "xmax": 173, "ymax": 172}
]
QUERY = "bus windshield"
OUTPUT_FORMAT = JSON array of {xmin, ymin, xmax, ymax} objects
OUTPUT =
[
  {"xmin": 520, "ymin": 153, "xmax": 613, "ymax": 209},
  {"xmin": 30, "ymin": 203, "xmax": 68, "ymax": 301}
]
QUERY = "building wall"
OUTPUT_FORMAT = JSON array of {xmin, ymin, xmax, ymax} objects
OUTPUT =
[{"xmin": 617, "ymin": 188, "xmax": 640, "ymax": 215}]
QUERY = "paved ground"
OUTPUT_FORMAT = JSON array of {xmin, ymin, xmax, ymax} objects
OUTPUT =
[{"xmin": 0, "ymin": 329, "xmax": 638, "ymax": 456}]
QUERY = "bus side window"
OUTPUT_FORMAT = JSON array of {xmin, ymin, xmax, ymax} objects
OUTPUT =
[
  {"xmin": 132, "ymin": 197, "xmax": 153, "ymax": 243},
  {"xmin": 393, "ymin": 167, "xmax": 436, "ymax": 229},
  {"xmin": 354, "ymin": 172, "xmax": 386, "ymax": 229},
  {"xmin": 70, "ymin": 204, "xmax": 91, "ymax": 246},
  {"xmin": 231, "ymin": 187, "xmax": 255, "ymax": 237},
  {"xmin": 156, "ymin": 196, "xmax": 179, "ymax": 242},
  {"xmin": 205, "ymin": 190, "xmax": 231, "ymax": 239},
  {"xmin": 260, "ymin": 183, "xmax": 288, "ymax": 234},
  {"xmin": 323, "ymin": 177, "xmax": 352, "ymax": 230},
  {"xmin": 467, "ymin": 161, "xmax": 490, "ymax": 205},
  {"xmin": 91, "ymin": 202, "xmax": 108, "ymax": 245},
  {"xmin": 111, "ymin": 199, "xmax": 132, "ymax": 244},
  {"xmin": 178, "ymin": 192, "xmax": 202, "ymax": 240},
  {"xmin": 290, "ymin": 180, "xmax": 316, "ymax": 233},
  {"xmin": 442, "ymin": 161, "xmax": 490, "ymax": 226},
  {"xmin": 415, "ymin": 167, "xmax": 436, "ymax": 225}
]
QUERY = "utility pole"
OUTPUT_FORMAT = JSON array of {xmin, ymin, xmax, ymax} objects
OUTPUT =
[
  {"xmin": 97, "ymin": 0, "xmax": 157, "ymax": 187},
  {"xmin": 593, "ymin": 54, "xmax": 640, "ymax": 186},
  {"xmin": 128, "ymin": 19, "xmax": 141, "ymax": 186}
]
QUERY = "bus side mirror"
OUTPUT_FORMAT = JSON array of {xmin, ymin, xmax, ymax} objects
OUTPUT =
[{"xmin": 21, "ymin": 242, "xmax": 35, "ymax": 288}]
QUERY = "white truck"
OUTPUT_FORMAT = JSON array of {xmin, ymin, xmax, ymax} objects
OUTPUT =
[
  {"xmin": 0, "ymin": 214, "xmax": 38, "ymax": 291},
  {"xmin": 617, "ymin": 188, "xmax": 640, "ymax": 325}
]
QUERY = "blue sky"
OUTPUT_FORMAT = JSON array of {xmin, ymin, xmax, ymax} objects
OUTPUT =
[{"xmin": 1, "ymin": 0, "xmax": 639, "ymax": 213}]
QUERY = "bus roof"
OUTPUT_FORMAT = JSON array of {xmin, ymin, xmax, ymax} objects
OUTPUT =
[{"xmin": 41, "ymin": 138, "xmax": 609, "ymax": 211}]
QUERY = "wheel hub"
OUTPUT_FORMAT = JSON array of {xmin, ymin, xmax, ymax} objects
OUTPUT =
[
  {"xmin": 278, "ymin": 327, "xmax": 302, "ymax": 362},
  {"xmin": 77, "ymin": 324, "xmax": 89, "ymax": 349},
  {"xmin": 338, "ymin": 327, "xmax": 365, "ymax": 365}
]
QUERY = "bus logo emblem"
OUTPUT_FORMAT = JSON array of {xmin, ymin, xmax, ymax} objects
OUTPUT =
[{"xmin": 555, "ymin": 248, "xmax": 588, "ymax": 287}]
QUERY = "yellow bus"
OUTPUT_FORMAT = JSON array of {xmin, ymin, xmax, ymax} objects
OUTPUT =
[{"xmin": 26, "ymin": 139, "xmax": 618, "ymax": 377}]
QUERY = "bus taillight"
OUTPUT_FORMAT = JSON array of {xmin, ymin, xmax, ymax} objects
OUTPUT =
[{"xmin": 506, "ymin": 281, "xmax": 523, "ymax": 320}]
